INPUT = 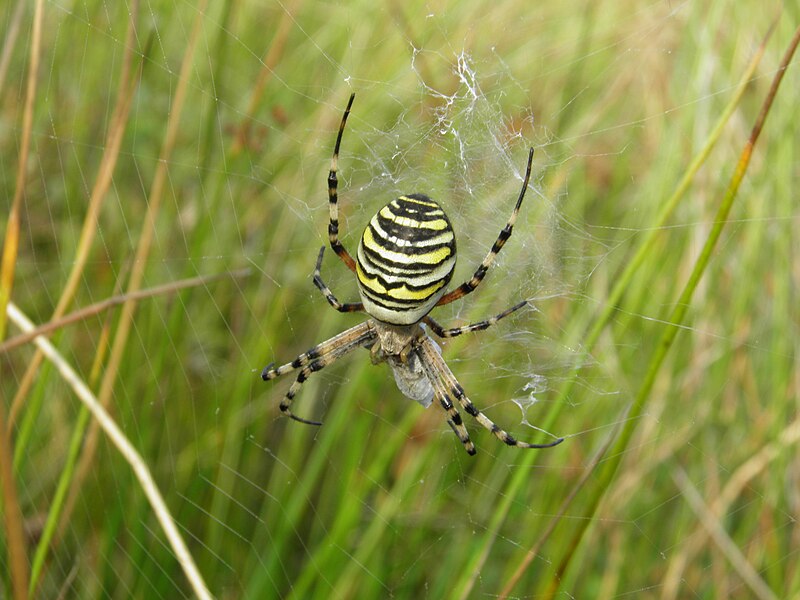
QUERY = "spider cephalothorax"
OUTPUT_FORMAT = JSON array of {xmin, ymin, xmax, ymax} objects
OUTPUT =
[{"xmin": 262, "ymin": 94, "xmax": 563, "ymax": 455}]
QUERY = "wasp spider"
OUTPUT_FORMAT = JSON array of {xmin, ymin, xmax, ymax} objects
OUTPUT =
[{"xmin": 262, "ymin": 94, "xmax": 563, "ymax": 455}]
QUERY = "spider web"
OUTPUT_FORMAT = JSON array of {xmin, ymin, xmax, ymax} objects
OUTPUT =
[{"xmin": 2, "ymin": 1, "xmax": 797, "ymax": 599}]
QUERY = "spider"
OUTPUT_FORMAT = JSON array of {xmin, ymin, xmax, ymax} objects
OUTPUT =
[{"xmin": 262, "ymin": 94, "xmax": 564, "ymax": 456}]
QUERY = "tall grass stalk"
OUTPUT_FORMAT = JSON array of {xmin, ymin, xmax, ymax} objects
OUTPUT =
[
  {"xmin": 7, "ymin": 302, "xmax": 211, "ymax": 599},
  {"xmin": 540, "ymin": 25, "xmax": 800, "ymax": 598}
]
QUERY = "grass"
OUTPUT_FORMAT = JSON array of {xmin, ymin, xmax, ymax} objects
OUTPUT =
[{"xmin": 1, "ymin": 1, "xmax": 799, "ymax": 598}]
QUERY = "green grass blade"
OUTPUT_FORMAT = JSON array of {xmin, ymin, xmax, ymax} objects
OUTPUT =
[{"xmin": 540, "ymin": 23, "xmax": 800, "ymax": 599}]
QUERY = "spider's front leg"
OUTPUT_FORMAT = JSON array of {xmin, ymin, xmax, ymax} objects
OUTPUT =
[
  {"xmin": 431, "ymin": 381, "xmax": 476, "ymax": 455},
  {"xmin": 262, "ymin": 321, "xmax": 377, "ymax": 425},
  {"xmin": 416, "ymin": 335, "xmax": 563, "ymax": 452},
  {"xmin": 279, "ymin": 359, "xmax": 329, "ymax": 426},
  {"xmin": 412, "ymin": 342, "xmax": 475, "ymax": 455}
]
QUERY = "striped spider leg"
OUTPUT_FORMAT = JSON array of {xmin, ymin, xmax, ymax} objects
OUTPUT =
[
  {"xmin": 423, "ymin": 300, "xmax": 529, "ymax": 338},
  {"xmin": 312, "ymin": 246, "xmax": 363, "ymax": 313},
  {"xmin": 417, "ymin": 340, "xmax": 477, "ymax": 455},
  {"xmin": 261, "ymin": 321, "xmax": 376, "ymax": 425},
  {"xmin": 436, "ymin": 147, "xmax": 535, "ymax": 307},
  {"xmin": 416, "ymin": 335, "xmax": 564, "ymax": 454},
  {"xmin": 327, "ymin": 93, "xmax": 357, "ymax": 273}
]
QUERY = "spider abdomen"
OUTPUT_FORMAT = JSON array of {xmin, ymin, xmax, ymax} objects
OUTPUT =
[{"xmin": 356, "ymin": 194, "xmax": 456, "ymax": 325}]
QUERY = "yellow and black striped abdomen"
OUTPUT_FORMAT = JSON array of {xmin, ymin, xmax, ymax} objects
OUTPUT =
[{"xmin": 357, "ymin": 194, "xmax": 456, "ymax": 325}]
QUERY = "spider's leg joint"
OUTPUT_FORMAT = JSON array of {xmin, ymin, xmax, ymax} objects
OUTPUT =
[
  {"xmin": 369, "ymin": 340, "xmax": 385, "ymax": 365},
  {"xmin": 439, "ymin": 397, "xmax": 476, "ymax": 455},
  {"xmin": 462, "ymin": 400, "xmax": 479, "ymax": 418}
]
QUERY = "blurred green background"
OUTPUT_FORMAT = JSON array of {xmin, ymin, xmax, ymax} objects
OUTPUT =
[{"xmin": 1, "ymin": 1, "xmax": 798, "ymax": 598}]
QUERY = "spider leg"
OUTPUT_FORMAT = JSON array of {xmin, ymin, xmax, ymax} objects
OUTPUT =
[
  {"xmin": 436, "ymin": 148, "xmax": 534, "ymax": 307},
  {"xmin": 263, "ymin": 321, "xmax": 377, "ymax": 425},
  {"xmin": 261, "ymin": 321, "xmax": 374, "ymax": 380},
  {"xmin": 423, "ymin": 300, "xmax": 528, "ymax": 338},
  {"xmin": 313, "ymin": 247, "xmax": 363, "ymax": 313},
  {"xmin": 413, "ymin": 345, "xmax": 476, "ymax": 454},
  {"xmin": 280, "ymin": 360, "xmax": 329, "ymax": 425},
  {"xmin": 327, "ymin": 93, "xmax": 357, "ymax": 273},
  {"xmin": 435, "ymin": 387, "xmax": 476, "ymax": 456},
  {"xmin": 417, "ymin": 335, "xmax": 563, "ymax": 450}
]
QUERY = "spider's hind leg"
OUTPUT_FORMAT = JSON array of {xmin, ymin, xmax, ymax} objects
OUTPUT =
[
  {"xmin": 327, "ymin": 93, "xmax": 357, "ymax": 273},
  {"xmin": 435, "ymin": 147, "xmax": 535, "ymax": 307}
]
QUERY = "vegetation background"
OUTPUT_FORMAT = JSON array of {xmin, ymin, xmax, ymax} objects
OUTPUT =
[{"xmin": 1, "ymin": 0, "xmax": 797, "ymax": 598}]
